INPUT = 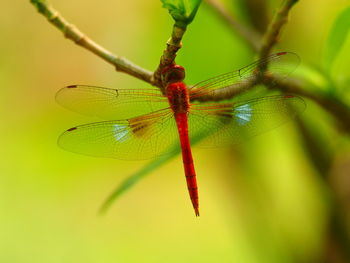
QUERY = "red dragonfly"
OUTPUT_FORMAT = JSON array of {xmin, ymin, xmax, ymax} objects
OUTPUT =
[{"xmin": 56, "ymin": 52, "xmax": 305, "ymax": 216}]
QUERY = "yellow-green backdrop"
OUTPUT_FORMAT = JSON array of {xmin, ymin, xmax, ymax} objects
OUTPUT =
[{"xmin": 1, "ymin": 0, "xmax": 349, "ymax": 262}]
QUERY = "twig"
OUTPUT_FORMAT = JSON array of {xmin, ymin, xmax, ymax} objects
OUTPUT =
[
  {"xmin": 192, "ymin": 73, "xmax": 350, "ymax": 133},
  {"xmin": 204, "ymin": 0, "xmax": 299, "ymax": 57},
  {"xmin": 31, "ymin": 0, "xmax": 350, "ymax": 133},
  {"xmin": 152, "ymin": 25, "xmax": 186, "ymax": 92},
  {"xmin": 204, "ymin": 2, "xmax": 350, "ymax": 260},
  {"xmin": 30, "ymin": 0, "xmax": 155, "ymax": 86},
  {"xmin": 256, "ymin": 1, "xmax": 350, "ymax": 260},
  {"xmin": 204, "ymin": 0, "xmax": 261, "ymax": 51},
  {"xmin": 268, "ymin": 76, "xmax": 350, "ymax": 133},
  {"xmin": 259, "ymin": 0, "xmax": 299, "ymax": 59}
]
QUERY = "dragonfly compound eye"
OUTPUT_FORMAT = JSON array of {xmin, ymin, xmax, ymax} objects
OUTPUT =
[{"xmin": 162, "ymin": 65, "xmax": 185, "ymax": 84}]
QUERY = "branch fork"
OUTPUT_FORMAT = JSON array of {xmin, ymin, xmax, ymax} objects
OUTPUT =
[{"xmin": 30, "ymin": 0, "xmax": 350, "ymax": 132}]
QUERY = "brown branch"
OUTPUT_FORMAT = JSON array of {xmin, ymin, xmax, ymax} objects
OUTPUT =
[
  {"xmin": 196, "ymin": 0, "xmax": 350, "ymax": 133},
  {"xmin": 30, "ymin": 0, "xmax": 189, "ymax": 92},
  {"xmin": 30, "ymin": 0, "xmax": 156, "ymax": 86},
  {"xmin": 192, "ymin": 73, "xmax": 350, "ymax": 133},
  {"xmin": 204, "ymin": 0, "xmax": 261, "ymax": 51},
  {"xmin": 204, "ymin": 0, "xmax": 299, "ymax": 57},
  {"xmin": 257, "ymin": 2, "xmax": 350, "ymax": 260},
  {"xmin": 259, "ymin": 0, "xmax": 299, "ymax": 59},
  {"xmin": 267, "ymin": 76, "xmax": 350, "ymax": 132},
  {"xmin": 191, "ymin": 77, "xmax": 259, "ymax": 102},
  {"xmin": 31, "ymin": 0, "xmax": 350, "ymax": 133},
  {"xmin": 152, "ymin": 25, "xmax": 186, "ymax": 92}
]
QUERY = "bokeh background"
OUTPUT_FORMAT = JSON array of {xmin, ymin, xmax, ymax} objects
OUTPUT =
[{"xmin": 1, "ymin": 0, "xmax": 350, "ymax": 262}]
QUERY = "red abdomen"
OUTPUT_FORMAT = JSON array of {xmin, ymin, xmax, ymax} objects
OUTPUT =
[{"xmin": 175, "ymin": 112, "xmax": 199, "ymax": 216}]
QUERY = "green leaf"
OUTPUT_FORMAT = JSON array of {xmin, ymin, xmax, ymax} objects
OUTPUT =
[
  {"xmin": 324, "ymin": 6, "xmax": 350, "ymax": 70},
  {"xmin": 99, "ymin": 148, "xmax": 180, "ymax": 214},
  {"xmin": 99, "ymin": 132, "xmax": 205, "ymax": 214},
  {"xmin": 161, "ymin": 0, "xmax": 202, "ymax": 28}
]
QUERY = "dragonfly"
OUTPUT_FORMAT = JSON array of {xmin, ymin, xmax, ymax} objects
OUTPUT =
[{"xmin": 56, "ymin": 52, "xmax": 306, "ymax": 217}]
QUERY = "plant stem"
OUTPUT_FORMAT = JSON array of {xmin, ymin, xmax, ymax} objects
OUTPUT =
[
  {"xmin": 152, "ymin": 25, "xmax": 186, "ymax": 92},
  {"xmin": 30, "ymin": 0, "xmax": 155, "ymax": 86},
  {"xmin": 31, "ymin": 0, "xmax": 350, "ymax": 133},
  {"xmin": 268, "ymin": 76, "xmax": 350, "ymax": 132},
  {"xmin": 259, "ymin": 0, "xmax": 299, "ymax": 59}
]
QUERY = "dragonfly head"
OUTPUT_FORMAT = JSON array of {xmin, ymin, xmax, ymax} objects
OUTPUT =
[{"xmin": 161, "ymin": 64, "xmax": 185, "ymax": 85}]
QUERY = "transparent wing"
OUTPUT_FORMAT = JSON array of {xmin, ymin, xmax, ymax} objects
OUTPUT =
[
  {"xmin": 58, "ymin": 109, "xmax": 179, "ymax": 160},
  {"xmin": 188, "ymin": 95, "xmax": 306, "ymax": 147},
  {"xmin": 56, "ymin": 85, "xmax": 169, "ymax": 120},
  {"xmin": 189, "ymin": 52, "xmax": 300, "ymax": 102}
]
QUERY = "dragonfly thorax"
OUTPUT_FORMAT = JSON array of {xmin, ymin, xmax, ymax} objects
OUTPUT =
[{"xmin": 166, "ymin": 82, "xmax": 190, "ymax": 114}]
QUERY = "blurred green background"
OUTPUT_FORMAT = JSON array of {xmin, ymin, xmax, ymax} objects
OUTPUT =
[{"xmin": 1, "ymin": 0, "xmax": 350, "ymax": 262}]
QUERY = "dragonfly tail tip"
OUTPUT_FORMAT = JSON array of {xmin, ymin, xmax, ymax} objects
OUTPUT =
[{"xmin": 195, "ymin": 208, "xmax": 200, "ymax": 217}]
